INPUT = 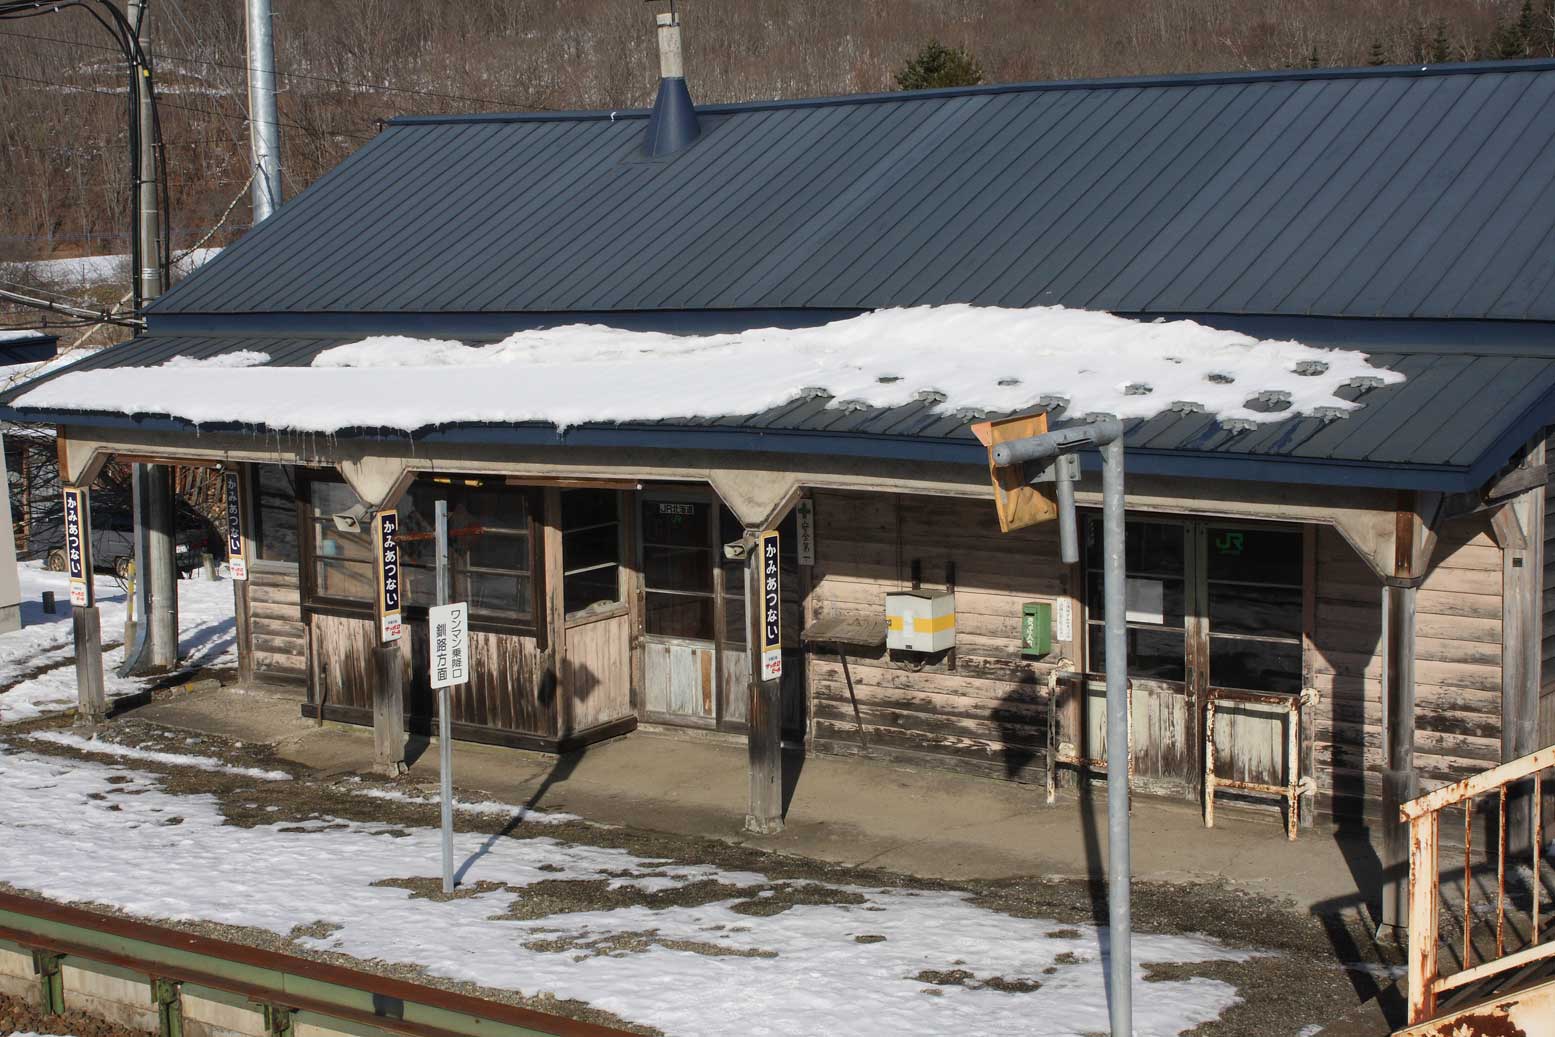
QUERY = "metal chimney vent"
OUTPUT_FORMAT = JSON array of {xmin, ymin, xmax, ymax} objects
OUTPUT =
[{"xmin": 642, "ymin": 8, "xmax": 700, "ymax": 159}]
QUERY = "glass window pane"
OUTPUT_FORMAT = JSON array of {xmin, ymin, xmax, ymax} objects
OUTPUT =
[
  {"xmin": 1209, "ymin": 635, "xmax": 1301, "ymax": 693},
  {"xmin": 645, "ymin": 591, "xmax": 714, "ymax": 640},
  {"xmin": 1206, "ymin": 527, "xmax": 1302, "ymax": 585},
  {"xmin": 1088, "ymin": 623, "xmax": 1185, "ymax": 682},
  {"xmin": 565, "ymin": 567, "xmax": 619, "ymax": 616},
  {"xmin": 562, "ymin": 489, "xmax": 617, "ymax": 529},
  {"xmin": 564, "ymin": 522, "xmax": 619, "ymax": 573},
  {"xmin": 1085, "ymin": 572, "xmax": 1186, "ymax": 629},
  {"xmin": 317, "ymin": 558, "xmax": 373, "ymax": 601},
  {"xmin": 645, "ymin": 543, "xmax": 713, "ymax": 594},
  {"xmin": 460, "ymin": 570, "xmax": 532, "ymax": 618},
  {"xmin": 723, "ymin": 595, "xmax": 747, "ymax": 645},
  {"xmin": 1208, "ymin": 583, "xmax": 1302, "ymax": 639},
  {"xmin": 463, "ymin": 531, "xmax": 529, "ymax": 572},
  {"xmin": 254, "ymin": 465, "xmax": 298, "ymax": 563},
  {"xmin": 642, "ymin": 498, "xmax": 709, "ymax": 547}
]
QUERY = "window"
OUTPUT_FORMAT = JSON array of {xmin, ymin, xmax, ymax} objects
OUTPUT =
[
  {"xmin": 307, "ymin": 478, "xmax": 374, "ymax": 604},
  {"xmin": 394, "ymin": 479, "xmax": 538, "ymax": 627},
  {"xmin": 1205, "ymin": 526, "xmax": 1303, "ymax": 693},
  {"xmin": 253, "ymin": 465, "xmax": 299, "ymax": 563},
  {"xmin": 641, "ymin": 496, "xmax": 716, "ymax": 640},
  {"xmin": 719, "ymin": 506, "xmax": 747, "ymax": 645},
  {"xmin": 1085, "ymin": 518, "xmax": 1187, "ymax": 683},
  {"xmin": 561, "ymin": 489, "xmax": 621, "ymax": 616}
]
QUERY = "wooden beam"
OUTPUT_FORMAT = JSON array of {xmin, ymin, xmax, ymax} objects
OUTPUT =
[{"xmin": 746, "ymin": 528, "xmax": 783, "ymax": 835}]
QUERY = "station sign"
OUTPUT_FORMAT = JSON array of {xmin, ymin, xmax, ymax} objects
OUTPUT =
[
  {"xmin": 62, "ymin": 487, "xmax": 91, "ymax": 607},
  {"xmin": 794, "ymin": 499, "xmax": 815, "ymax": 566},
  {"xmin": 429, "ymin": 601, "xmax": 468, "ymax": 688},
  {"xmin": 375, "ymin": 510, "xmax": 402, "ymax": 643},
  {"xmin": 759, "ymin": 530, "xmax": 781, "ymax": 681},
  {"xmin": 225, "ymin": 472, "xmax": 247, "ymax": 581}
]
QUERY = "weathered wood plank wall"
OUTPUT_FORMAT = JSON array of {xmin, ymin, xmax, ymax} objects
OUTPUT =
[
  {"xmin": 1309, "ymin": 518, "xmax": 1504, "ymax": 819},
  {"xmin": 806, "ymin": 490, "xmax": 1069, "ymax": 782},
  {"xmin": 248, "ymin": 566, "xmax": 305, "ymax": 682},
  {"xmin": 1542, "ymin": 429, "xmax": 1555, "ymax": 748},
  {"xmin": 807, "ymin": 489, "xmax": 1506, "ymax": 822}
]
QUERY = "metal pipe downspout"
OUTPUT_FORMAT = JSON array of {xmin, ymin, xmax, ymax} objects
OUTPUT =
[
  {"xmin": 1101, "ymin": 435, "xmax": 1132, "ymax": 1035},
  {"xmin": 245, "ymin": 0, "xmax": 282, "ymax": 223}
]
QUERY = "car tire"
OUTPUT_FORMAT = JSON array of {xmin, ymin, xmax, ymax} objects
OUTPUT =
[
  {"xmin": 114, "ymin": 556, "xmax": 132, "ymax": 581},
  {"xmin": 45, "ymin": 548, "xmax": 67, "ymax": 572}
]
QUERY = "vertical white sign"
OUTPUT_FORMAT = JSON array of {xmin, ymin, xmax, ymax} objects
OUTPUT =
[
  {"xmin": 375, "ymin": 511, "xmax": 402, "ymax": 643},
  {"xmin": 63, "ymin": 488, "xmax": 90, "ymax": 607},
  {"xmin": 1054, "ymin": 596, "xmax": 1074, "ymax": 644},
  {"xmin": 795, "ymin": 498, "xmax": 815, "ymax": 566},
  {"xmin": 759, "ymin": 530, "xmax": 782, "ymax": 681},
  {"xmin": 428, "ymin": 601, "xmax": 468, "ymax": 688},
  {"xmin": 224, "ymin": 472, "xmax": 247, "ymax": 581}
]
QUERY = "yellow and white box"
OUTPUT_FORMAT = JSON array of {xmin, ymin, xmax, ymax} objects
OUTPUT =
[{"xmin": 885, "ymin": 590, "xmax": 956, "ymax": 653}]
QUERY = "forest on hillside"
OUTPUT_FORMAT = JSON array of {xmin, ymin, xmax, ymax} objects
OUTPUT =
[{"xmin": 2, "ymin": 0, "xmax": 1554, "ymax": 272}]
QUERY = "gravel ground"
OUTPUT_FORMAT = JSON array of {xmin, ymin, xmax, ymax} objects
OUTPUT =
[
  {"xmin": 0, "ymin": 989, "xmax": 148, "ymax": 1037},
  {"xmin": 3, "ymin": 716, "xmax": 1403, "ymax": 1037}
]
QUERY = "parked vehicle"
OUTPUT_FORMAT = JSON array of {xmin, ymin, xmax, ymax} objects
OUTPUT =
[{"xmin": 33, "ymin": 503, "xmax": 218, "ymax": 579}]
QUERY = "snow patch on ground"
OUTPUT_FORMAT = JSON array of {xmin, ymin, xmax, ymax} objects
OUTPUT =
[
  {"xmin": 16, "ymin": 305, "xmax": 1399, "ymax": 433},
  {"xmin": 0, "ymin": 563, "xmax": 237, "ymax": 723},
  {"xmin": 0, "ymin": 747, "xmax": 1252, "ymax": 1037},
  {"xmin": 14, "ymin": 248, "xmax": 221, "ymax": 285},
  {"xmin": 345, "ymin": 781, "xmax": 578, "ymax": 825},
  {"xmin": 25, "ymin": 730, "xmax": 290, "ymax": 781}
]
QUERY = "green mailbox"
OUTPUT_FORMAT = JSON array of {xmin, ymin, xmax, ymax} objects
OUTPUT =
[{"xmin": 1021, "ymin": 601, "xmax": 1052, "ymax": 657}]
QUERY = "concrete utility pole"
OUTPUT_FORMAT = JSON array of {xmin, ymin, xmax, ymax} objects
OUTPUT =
[
  {"xmin": 122, "ymin": 1, "xmax": 180, "ymax": 677},
  {"xmin": 128, "ymin": 0, "xmax": 160, "ymax": 304},
  {"xmin": 245, "ymin": 0, "xmax": 282, "ymax": 223},
  {"xmin": 993, "ymin": 418, "xmax": 1131, "ymax": 1037}
]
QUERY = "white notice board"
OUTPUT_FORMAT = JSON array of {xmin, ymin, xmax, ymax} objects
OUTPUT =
[{"xmin": 429, "ymin": 602, "xmax": 469, "ymax": 688}]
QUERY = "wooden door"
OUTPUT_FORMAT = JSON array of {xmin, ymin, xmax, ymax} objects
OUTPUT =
[
  {"xmin": 557, "ymin": 489, "xmax": 634, "ymax": 735},
  {"xmin": 639, "ymin": 492, "xmax": 720, "ymax": 726}
]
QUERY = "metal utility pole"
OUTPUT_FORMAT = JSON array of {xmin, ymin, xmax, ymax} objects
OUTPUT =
[
  {"xmin": 128, "ymin": 0, "xmax": 160, "ymax": 305},
  {"xmin": 435, "ymin": 499, "xmax": 455, "ymax": 895},
  {"xmin": 993, "ymin": 417, "xmax": 1131, "ymax": 1037},
  {"xmin": 245, "ymin": 0, "xmax": 282, "ymax": 223}
]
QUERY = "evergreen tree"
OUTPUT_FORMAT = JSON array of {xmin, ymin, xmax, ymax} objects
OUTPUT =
[
  {"xmin": 1430, "ymin": 20, "xmax": 1452, "ymax": 63},
  {"xmin": 1366, "ymin": 39, "xmax": 1388, "ymax": 66},
  {"xmin": 894, "ymin": 40, "xmax": 985, "ymax": 91}
]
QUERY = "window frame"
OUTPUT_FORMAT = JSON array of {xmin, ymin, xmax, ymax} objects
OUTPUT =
[
  {"xmin": 297, "ymin": 470, "xmax": 545, "ymax": 638},
  {"xmin": 560, "ymin": 489, "xmax": 627, "ymax": 621}
]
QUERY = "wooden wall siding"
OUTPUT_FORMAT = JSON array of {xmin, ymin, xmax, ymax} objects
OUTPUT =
[
  {"xmin": 716, "ymin": 649, "xmax": 805, "ymax": 735},
  {"xmin": 806, "ymin": 490, "xmax": 1067, "ymax": 782},
  {"xmin": 1542, "ymin": 427, "xmax": 1555, "ymax": 748},
  {"xmin": 644, "ymin": 641, "xmax": 717, "ymax": 724},
  {"xmin": 247, "ymin": 566, "xmax": 305, "ymax": 682},
  {"xmin": 310, "ymin": 612, "xmax": 557, "ymax": 738},
  {"xmin": 564, "ymin": 612, "xmax": 632, "ymax": 733},
  {"xmin": 1309, "ymin": 519, "xmax": 1505, "ymax": 819}
]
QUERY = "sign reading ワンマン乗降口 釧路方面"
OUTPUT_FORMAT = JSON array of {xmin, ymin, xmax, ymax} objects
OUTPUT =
[{"xmin": 429, "ymin": 601, "xmax": 468, "ymax": 688}]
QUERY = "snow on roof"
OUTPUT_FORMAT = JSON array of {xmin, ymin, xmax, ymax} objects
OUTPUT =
[{"xmin": 15, "ymin": 305, "xmax": 1400, "ymax": 434}]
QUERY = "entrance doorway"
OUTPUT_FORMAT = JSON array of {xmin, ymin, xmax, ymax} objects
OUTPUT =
[{"xmin": 1081, "ymin": 517, "xmax": 1306, "ymax": 795}]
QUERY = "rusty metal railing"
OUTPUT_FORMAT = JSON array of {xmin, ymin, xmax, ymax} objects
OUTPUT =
[
  {"xmin": 1044, "ymin": 668, "xmax": 1133, "ymax": 806},
  {"xmin": 1203, "ymin": 686, "xmax": 1318, "ymax": 841},
  {"xmin": 1400, "ymin": 744, "xmax": 1555, "ymax": 1026}
]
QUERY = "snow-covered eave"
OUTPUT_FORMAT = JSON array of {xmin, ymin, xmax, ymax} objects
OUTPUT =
[{"xmin": 0, "ymin": 402, "xmax": 1511, "ymax": 495}]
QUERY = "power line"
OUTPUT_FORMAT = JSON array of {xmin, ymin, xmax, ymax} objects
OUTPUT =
[{"xmin": 0, "ymin": 25, "xmax": 562, "ymax": 112}]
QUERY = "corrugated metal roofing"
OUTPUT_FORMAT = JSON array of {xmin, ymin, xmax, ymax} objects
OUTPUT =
[
  {"xmin": 153, "ymin": 61, "xmax": 1555, "ymax": 321},
  {"xmin": 12, "ymin": 331, "xmax": 1554, "ymax": 490}
]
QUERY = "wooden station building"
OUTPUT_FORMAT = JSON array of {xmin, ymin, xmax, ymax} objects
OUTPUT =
[{"xmin": 8, "ymin": 51, "xmax": 1555, "ymax": 928}]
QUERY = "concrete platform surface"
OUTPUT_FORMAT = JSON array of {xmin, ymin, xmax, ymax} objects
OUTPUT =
[{"xmin": 128, "ymin": 683, "xmax": 1386, "ymax": 914}]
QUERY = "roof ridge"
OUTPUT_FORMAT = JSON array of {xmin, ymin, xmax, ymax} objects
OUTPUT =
[{"xmin": 387, "ymin": 58, "xmax": 1555, "ymax": 127}]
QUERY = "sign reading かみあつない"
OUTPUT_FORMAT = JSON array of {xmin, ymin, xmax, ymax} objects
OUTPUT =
[
  {"xmin": 225, "ymin": 472, "xmax": 246, "ymax": 581},
  {"xmin": 759, "ymin": 530, "xmax": 781, "ymax": 681},
  {"xmin": 429, "ymin": 601, "xmax": 468, "ymax": 688},
  {"xmin": 376, "ymin": 510, "xmax": 402, "ymax": 643},
  {"xmin": 62, "ymin": 487, "xmax": 91, "ymax": 607}
]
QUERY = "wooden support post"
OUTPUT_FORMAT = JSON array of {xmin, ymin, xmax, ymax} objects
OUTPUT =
[
  {"xmin": 232, "ymin": 465, "xmax": 255, "ymax": 685},
  {"xmin": 371, "ymin": 496, "xmax": 406, "ymax": 777},
  {"xmin": 1382, "ymin": 580, "xmax": 1419, "ymax": 937},
  {"xmin": 1493, "ymin": 478, "xmax": 1543, "ymax": 857},
  {"xmin": 63, "ymin": 483, "xmax": 106, "ymax": 726},
  {"xmin": 746, "ymin": 529, "xmax": 783, "ymax": 835},
  {"xmin": 1406, "ymin": 811, "xmax": 1440, "ymax": 1025},
  {"xmin": 543, "ymin": 487, "xmax": 568, "ymax": 736}
]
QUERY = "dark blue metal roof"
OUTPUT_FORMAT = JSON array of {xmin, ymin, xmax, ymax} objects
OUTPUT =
[
  {"xmin": 152, "ymin": 60, "xmax": 1555, "ymax": 321},
  {"xmin": 8, "ymin": 320, "xmax": 1555, "ymax": 492}
]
